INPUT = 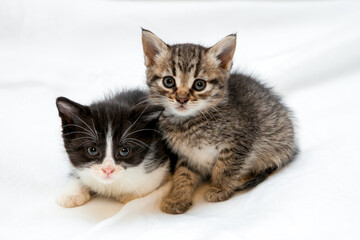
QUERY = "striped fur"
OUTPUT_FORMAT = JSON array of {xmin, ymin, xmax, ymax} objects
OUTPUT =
[{"xmin": 142, "ymin": 30, "xmax": 297, "ymax": 214}]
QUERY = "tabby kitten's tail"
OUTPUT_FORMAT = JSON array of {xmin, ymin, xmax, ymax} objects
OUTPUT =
[
  {"xmin": 238, "ymin": 167, "xmax": 277, "ymax": 191},
  {"xmin": 238, "ymin": 148, "xmax": 298, "ymax": 191}
]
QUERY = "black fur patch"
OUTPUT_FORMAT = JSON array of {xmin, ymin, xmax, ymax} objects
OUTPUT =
[{"xmin": 56, "ymin": 89, "xmax": 169, "ymax": 172}]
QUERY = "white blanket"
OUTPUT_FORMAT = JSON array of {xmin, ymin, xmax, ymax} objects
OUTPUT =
[{"xmin": 1, "ymin": 0, "xmax": 359, "ymax": 239}]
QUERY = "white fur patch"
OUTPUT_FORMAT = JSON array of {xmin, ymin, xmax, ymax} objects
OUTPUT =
[
  {"xmin": 174, "ymin": 142, "xmax": 222, "ymax": 174},
  {"xmin": 105, "ymin": 125, "xmax": 114, "ymax": 163},
  {"xmin": 56, "ymin": 177, "xmax": 90, "ymax": 208},
  {"xmin": 77, "ymin": 159, "xmax": 168, "ymax": 199},
  {"xmin": 100, "ymin": 125, "xmax": 117, "ymax": 173},
  {"xmin": 163, "ymin": 98, "xmax": 210, "ymax": 118}
]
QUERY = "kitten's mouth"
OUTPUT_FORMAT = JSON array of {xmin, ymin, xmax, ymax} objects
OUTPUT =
[
  {"xmin": 169, "ymin": 102, "xmax": 201, "ymax": 117},
  {"xmin": 100, "ymin": 175, "xmax": 115, "ymax": 184},
  {"xmin": 101, "ymin": 174, "xmax": 115, "ymax": 181},
  {"xmin": 176, "ymin": 105, "xmax": 188, "ymax": 111}
]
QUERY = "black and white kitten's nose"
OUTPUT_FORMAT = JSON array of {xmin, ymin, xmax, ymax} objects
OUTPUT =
[{"xmin": 176, "ymin": 97, "xmax": 189, "ymax": 104}]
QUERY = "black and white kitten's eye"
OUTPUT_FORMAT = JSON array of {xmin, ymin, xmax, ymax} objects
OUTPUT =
[
  {"xmin": 119, "ymin": 147, "xmax": 130, "ymax": 157},
  {"xmin": 192, "ymin": 79, "xmax": 206, "ymax": 91},
  {"xmin": 163, "ymin": 76, "xmax": 176, "ymax": 88},
  {"xmin": 87, "ymin": 146, "xmax": 99, "ymax": 156}
]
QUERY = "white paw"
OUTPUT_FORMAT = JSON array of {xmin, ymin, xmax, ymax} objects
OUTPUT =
[{"xmin": 56, "ymin": 191, "xmax": 90, "ymax": 208}]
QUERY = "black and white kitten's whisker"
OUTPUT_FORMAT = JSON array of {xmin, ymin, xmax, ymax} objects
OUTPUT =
[
  {"xmin": 131, "ymin": 98, "xmax": 152, "ymax": 108},
  {"xmin": 123, "ymin": 128, "xmax": 162, "ymax": 139},
  {"xmin": 147, "ymin": 95, "xmax": 168, "ymax": 103},
  {"xmin": 63, "ymin": 131, "xmax": 99, "ymax": 140},
  {"xmin": 64, "ymin": 137, "xmax": 96, "ymax": 142},
  {"xmin": 126, "ymin": 137, "xmax": 151, "ymax": 149},
  {"xmin": 62, "ymin": 136, "xmax": 98, "ymax": 144},
  {"xmin": 120, "ymin": 105, "xmax": 150, "ymax": 142},
  {"xmin": 91, "ymin": 119, "xmax": 100, "ymax": 139},
  {"xmin": 74, "ymin": 116, "xmax": 99, "ymax": 142},
  {"xmin": 126, "ymin": 140, "xmax": 148, "ymax": 150},
  {"xmin": 62, "ymin": 123, "xmax": 98, "ymax": 141},
  {"xmin": 65, "ymin": 139, "xmax": 97, "ymax": 149},
  {"xmin": 148, "ymin": 93, "xmax": 167, "ymax": 98},
  {"xmin": 75, "ymin": 138, "xmax": 97, "ymax": 143}
]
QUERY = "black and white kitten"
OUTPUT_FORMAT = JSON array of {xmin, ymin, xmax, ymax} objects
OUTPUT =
[
  {"xmin": 56, "ymin": 90, "xmax": 169, "ymax": 208},
  {"xmin": 142, "ymin": 29, "xmax": 298, "ymax": 214}
]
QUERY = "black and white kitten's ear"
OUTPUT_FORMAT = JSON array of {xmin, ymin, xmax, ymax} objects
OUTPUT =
[
  {"xmin": 143, "ymin": 105, "xmax": 165, "ymax": 122},
  {"xmin": 208, "ymin": 33, "xmax": 237, "ymax": 70},
  {"xmin": 131, "ymin": 104, "xmax": 164, "ymax": 123},
  {"xmin": 56, "ymin": 97, "xmax": 89, "ymax": 124},
  {"xmin": 142, "ymin": 28, "xmax": 168, "ymax": 67}
]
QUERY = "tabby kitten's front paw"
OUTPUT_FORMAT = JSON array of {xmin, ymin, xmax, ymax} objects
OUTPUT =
[
  {"xmin": 56, "ymin": 191, "xmax": 91, "ymax": 208},
  {"xmin": 205, "ymin": 186, "xmax": 233, "ymax": 202},
  {"xmin": 160, "ymin": 197, "xmax": 192, "ymax": 214}
]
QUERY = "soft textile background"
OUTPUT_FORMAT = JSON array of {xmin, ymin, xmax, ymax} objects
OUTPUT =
[{"xmin": 1, "ymin": 0, "xmax": 359, "ymax": 239}]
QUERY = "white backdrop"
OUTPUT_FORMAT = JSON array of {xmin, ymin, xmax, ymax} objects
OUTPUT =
[{"xmin": 1, "ymin": 0, "xmax": 360, "ymax": 239}]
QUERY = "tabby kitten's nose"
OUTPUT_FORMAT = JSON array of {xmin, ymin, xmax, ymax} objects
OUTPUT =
[{"xmin": 176, "ymin": 97, "xmax": 189, "ymax": 104}]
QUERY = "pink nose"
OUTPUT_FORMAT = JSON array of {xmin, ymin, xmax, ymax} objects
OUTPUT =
[
  {"xmin": 176, "ymin": 97, "xmax": 189, "ymax": 104},
  {"xmin": 102, "ymin": 167, "xmax": 115, "ymax": 176}
]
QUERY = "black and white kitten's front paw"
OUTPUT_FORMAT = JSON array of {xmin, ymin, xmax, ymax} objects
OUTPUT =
[
  {"xmin": 56, "ymin": 178, "xmax": 91, "ymax": 208},
  {"xmin": 160, "ymin": 196, "xmax": 192, "ymax": 214},
  {"xmin": 205, "ymin": 186, "xmax": 233, "ymax": 202},
  {"xmin": 56, "ymin": 191, "xmax": 90, "ymax": 208}
]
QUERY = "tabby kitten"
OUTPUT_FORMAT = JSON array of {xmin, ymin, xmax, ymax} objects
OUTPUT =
[
  {"xmin": 56, "ymin": 90, "xmax": 169, "ymax": 208},
  {"xmin": 142, "ymin": 29, "xmax": 297, "ymax": 214}
]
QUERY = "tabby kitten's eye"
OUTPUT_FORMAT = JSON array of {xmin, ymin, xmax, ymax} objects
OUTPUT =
[
  {"xmin": 87, "ymin": 146, "xmax": 99, "ymax": 156},
  {"xmin": 119, "ymin": 147, "xmax": 130, "ymax": 157},
  {"xmin": 163, "ymin": 76, "xmax": 176, "ymax": 88},
  {"xmin": 193, "ymin": 79, "xmax": 206, "ymax": 91}
]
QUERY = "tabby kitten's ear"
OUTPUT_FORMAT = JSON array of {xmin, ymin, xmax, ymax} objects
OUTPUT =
[
  {"xmin": 142, "ymin": 29, "xmax": 168, "ymax": 67},
  {"xmin": 56, "ymin": 97, "xmax": 90, "ymax": 124},
  {"xmin": 208, "ymin": 34, "xmax": 237, "ymax": 70}
]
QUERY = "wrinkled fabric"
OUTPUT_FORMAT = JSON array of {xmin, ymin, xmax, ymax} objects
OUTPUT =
[{"xmin": 0, "ymin": 1, "xmax": 359, "ymax": 240}]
